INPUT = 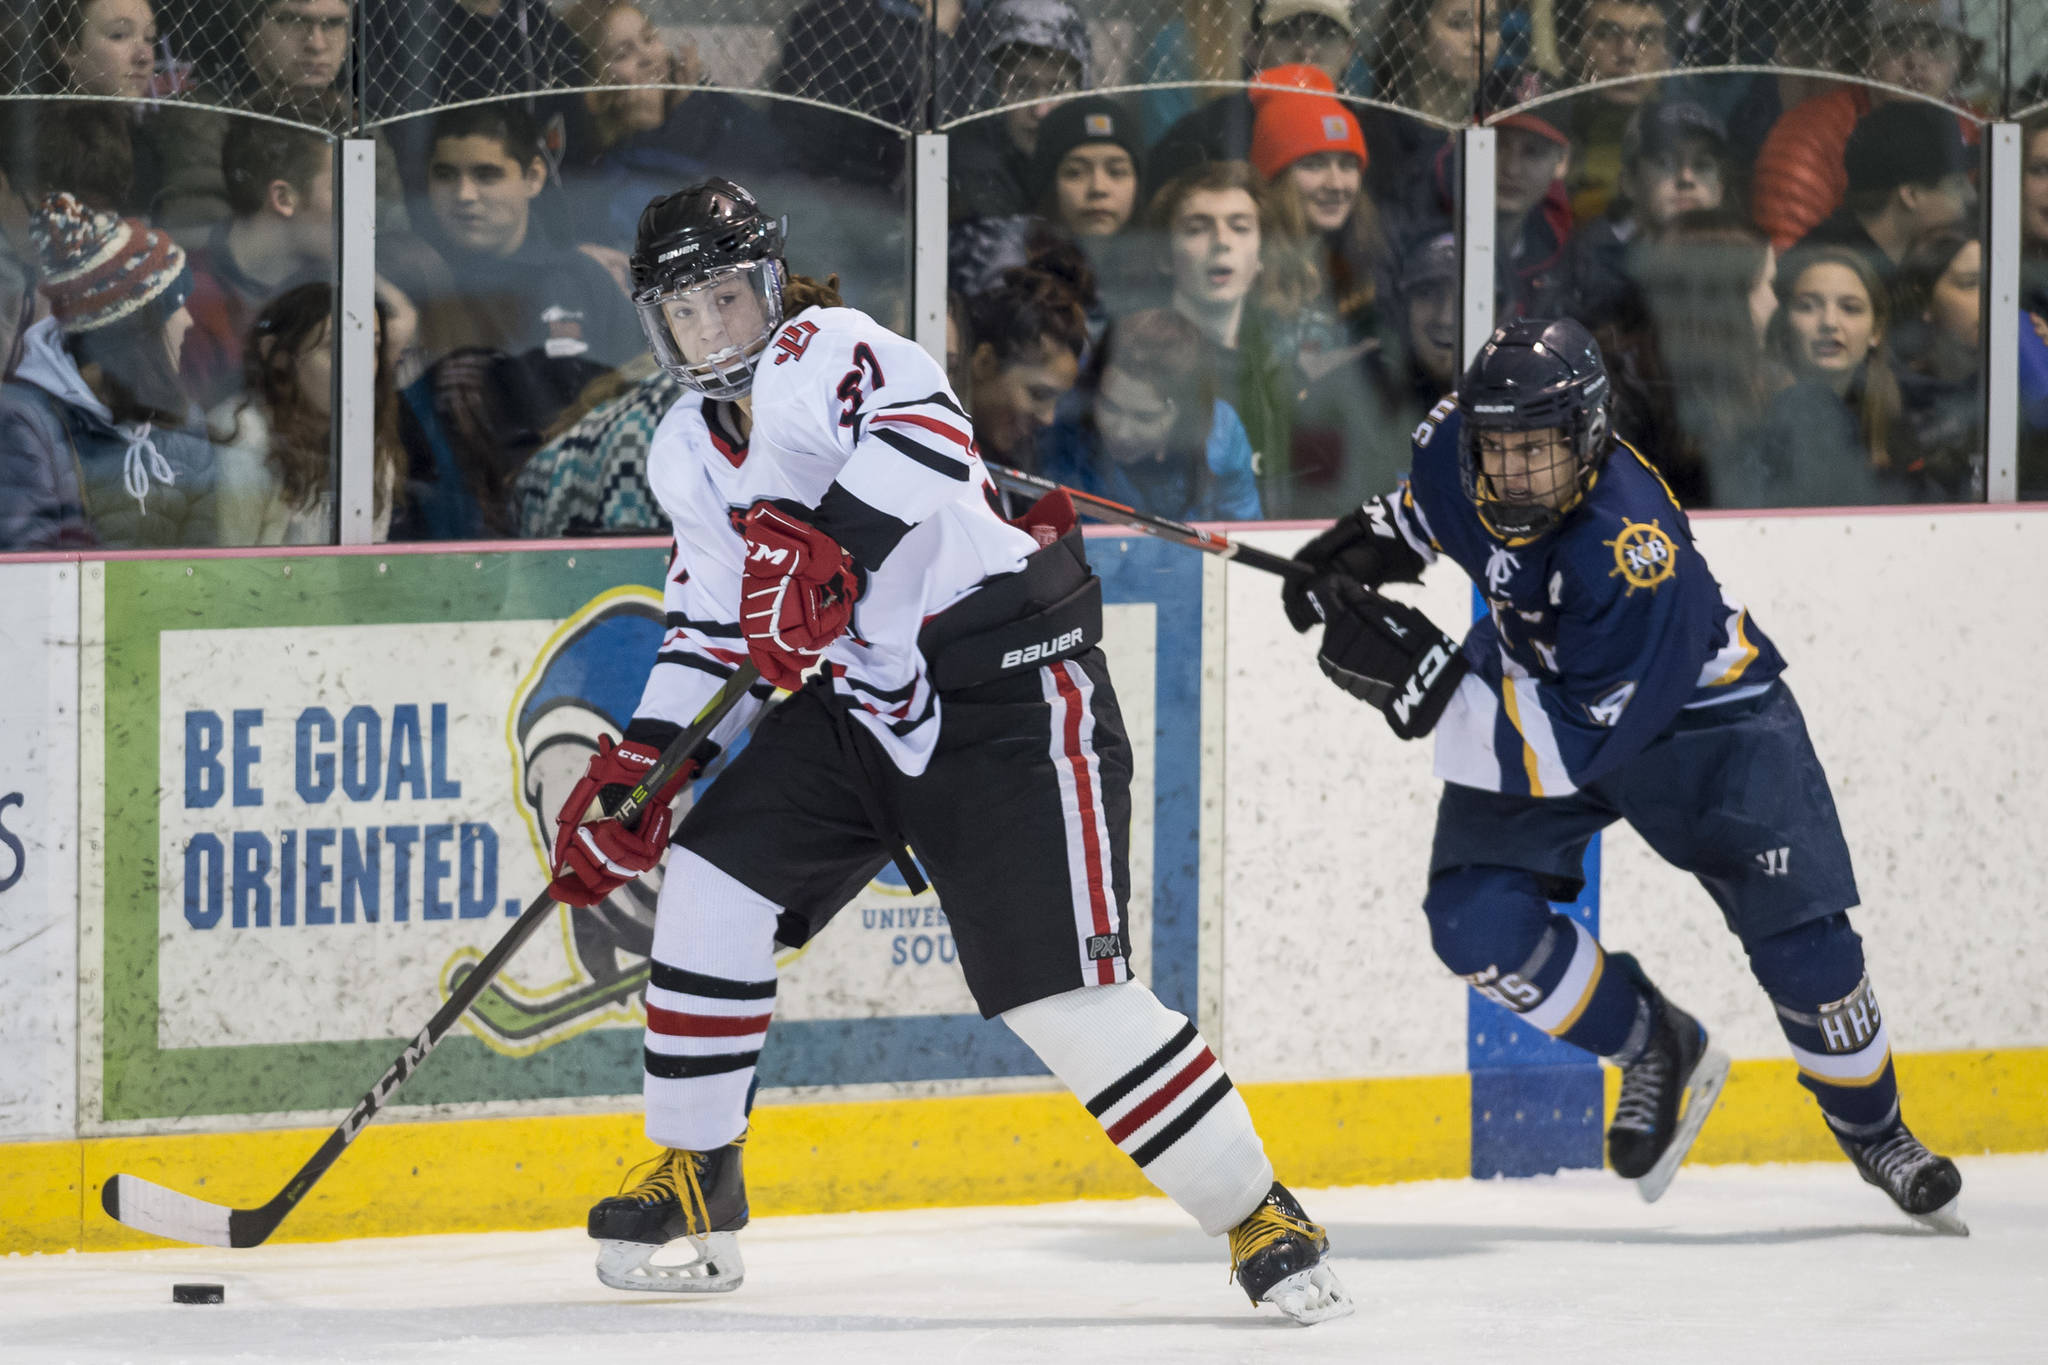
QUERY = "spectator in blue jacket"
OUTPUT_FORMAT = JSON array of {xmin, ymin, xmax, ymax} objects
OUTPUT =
[
  {"xmin": 0, "ymin": 191, "xmax": 217, "ymax": 550},
  {"xmin": 1040, "ymin": 307, "xmax": 1262, "ymax": 522}
]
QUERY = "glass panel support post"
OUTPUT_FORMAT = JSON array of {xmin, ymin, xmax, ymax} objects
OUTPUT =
[
  {"xmin": 913, "ymin": 133, "xmax": 949, "ymax": 367},
  {"xmin": 1460, "ymin": 126, "xmax": 1497, "ymax": 369},
  {"xmin": 335, "ymin": 138, "xmax": 379, "ymax": 545},
  {"xmin": 1986, "ymin": 122, "xmax": 2021, "ymax": 503}
]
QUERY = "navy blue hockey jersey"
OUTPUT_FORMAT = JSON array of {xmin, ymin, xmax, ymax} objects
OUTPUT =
[{"xmin": 1388, "ymin": 397, "xmax": 1785, "ymax": 796}]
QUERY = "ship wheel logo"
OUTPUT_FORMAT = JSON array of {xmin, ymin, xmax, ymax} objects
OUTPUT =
[{"xmin": 1605, "ymin": 518, "xmax": 1677, "ymax": 595}]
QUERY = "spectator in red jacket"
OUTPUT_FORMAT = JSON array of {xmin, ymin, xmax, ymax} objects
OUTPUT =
[{"xmin": 1749, "ymin": 0, "xmax": 1981, "ymax": 250}]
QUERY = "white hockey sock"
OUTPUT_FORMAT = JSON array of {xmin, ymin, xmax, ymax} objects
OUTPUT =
[
  {"xmin": 642, "ymin": 848, "xmax": 780, "ymax": 1152},
  {"xmin": 1002, "ymin": 982, "xmax": 1274, "ymax": 1237}
]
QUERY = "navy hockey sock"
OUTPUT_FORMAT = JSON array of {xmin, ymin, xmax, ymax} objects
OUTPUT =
[
  {"xmin": 1425, "ymin": 865, "xmax": 1649, "ymax": 1058},
  {"xmin": 1002, "ymin": 982, "xmax": 1274, "ymax": 1237},
  {"xmin": 1746, "ymin": 914, "xmax": 1899, "ymax": 1137}
]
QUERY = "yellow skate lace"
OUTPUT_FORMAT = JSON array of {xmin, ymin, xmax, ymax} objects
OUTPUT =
[
  {"xmin": 1226, "ymin": 1200, "xmax": 1325, "ymax": 1281},
  {"xmin": 615, "ymin": 1133, "xmax": 747, "ymax": 1233}
]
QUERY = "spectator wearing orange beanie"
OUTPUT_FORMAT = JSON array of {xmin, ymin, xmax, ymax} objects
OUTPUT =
[
  {"xmin": 1148, "ymin": 62, "xmax": 1333, "ymax": 195},
  {"xmin": 1249, "ymin": 78, "xmax": 1389, "ymax": 349}
]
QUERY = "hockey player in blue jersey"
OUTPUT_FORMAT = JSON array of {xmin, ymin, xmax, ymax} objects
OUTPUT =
[{"xmin": 1282, "ymin": 316, "xmax": 1965, "ymax": 1230}]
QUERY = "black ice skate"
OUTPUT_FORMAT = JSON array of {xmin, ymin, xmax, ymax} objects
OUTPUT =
[
  {"xmin": 1607, "ymin": 991, "xmax": 1730, "ymax": 1203},
  {"xmin": 1227, "ymin": 1183, "xmax": 1353, "ymax": 1325},
  {"xmin": 1836, "ymin": 1116, "xmax": 1967, "ymax": 1236},
  {"xmin": 588, "ymin": 1135, "xmax": 750, "ymax": 1292}
]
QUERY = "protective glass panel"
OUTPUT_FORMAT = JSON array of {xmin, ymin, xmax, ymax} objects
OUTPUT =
[
  {"xmin": 375, "ymin": 80, "xmax": 908, "ymax": 542},
  {"xmin": 946, "ymin": 65, "xmax": 1456, "ymax": 524},
  {"xmin": 1528, "ymin": 72, "xmax": 1988, "ymax": 509},
  {"xmin": 0, "ymin": 97, "xmax": 344, "ymax": 550}
]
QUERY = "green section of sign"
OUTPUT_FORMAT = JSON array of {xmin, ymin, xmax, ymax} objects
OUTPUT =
[{"xmin": 100, "ymin": 549, "xmax": 666, "ymax": 1122}]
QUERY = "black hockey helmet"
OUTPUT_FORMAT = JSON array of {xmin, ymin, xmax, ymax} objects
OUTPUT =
[
  {"xmin": 630, "ymin": 179, "xmax": 788, "ymax": 398},
  {"xmin": 1455, "ymin": 316, "xmax": 1612, "ymax": 541}
]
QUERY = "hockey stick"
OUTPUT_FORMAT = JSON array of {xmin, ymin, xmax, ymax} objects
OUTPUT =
[
  {"xmin": 100, "ymin": 663, "xmax": 765, "ymax": 1249},
  {"xmin": 986, "ymin": 463, "xmax": 1309, "ymax": 579}
]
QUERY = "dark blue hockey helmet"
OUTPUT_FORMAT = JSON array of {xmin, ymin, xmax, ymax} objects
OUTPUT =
[{"xmin": 1456, "ymin": 317, "xmax": 1612, "ymax": 541}]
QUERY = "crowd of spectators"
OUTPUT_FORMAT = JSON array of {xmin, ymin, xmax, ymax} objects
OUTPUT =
[{"xmin": 0, "ymin": 0, "xmax": 2043, "ymax": 554}]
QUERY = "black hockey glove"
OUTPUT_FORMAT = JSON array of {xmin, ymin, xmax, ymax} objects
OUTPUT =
[
  {"xmin": 1309, "ymin": 576, "xmax": 1468, "ymax": 740},
  {"xmin": 1282, "ymin": 494, "xmax": 1431, "ymax": 632}
]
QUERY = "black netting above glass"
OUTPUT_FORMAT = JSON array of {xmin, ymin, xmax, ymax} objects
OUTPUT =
[{"xmin": 0, "ymin": 2, "xmax": 2036, "ymax": 135}]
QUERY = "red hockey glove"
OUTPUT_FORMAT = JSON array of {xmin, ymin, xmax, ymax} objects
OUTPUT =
[
  {"xmin": 545, "ymin": 736, "xmax": 695, "ymax": 908},
  {"xmin": 739, "ymin": 500, "xmax": 861, "ymax": 692}
]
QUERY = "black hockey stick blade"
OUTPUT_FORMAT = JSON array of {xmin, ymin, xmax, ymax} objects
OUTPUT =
[
  {"xmin": 101, "ymin": 664, "xmax": 765, "ymax": 1249},
  {"xmin": 985, "ymin": 462, "xmax": 1309, "ymax": 579}
]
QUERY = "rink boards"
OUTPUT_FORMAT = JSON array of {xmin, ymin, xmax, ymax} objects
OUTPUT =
[{"xmin": 3, "ymin": 510, "xmax": 2046, "ymax": 1251}]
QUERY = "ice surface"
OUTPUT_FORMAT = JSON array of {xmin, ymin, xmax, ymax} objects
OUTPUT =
[{"xmin": 7, "ymin": 1155, "xmax": 2044, "ymax": 1363}]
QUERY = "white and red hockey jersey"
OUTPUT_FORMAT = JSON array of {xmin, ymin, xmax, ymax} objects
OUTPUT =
[{"xmin": 632, "ymin": 305, "xmax": 1042, "ymax": 775}]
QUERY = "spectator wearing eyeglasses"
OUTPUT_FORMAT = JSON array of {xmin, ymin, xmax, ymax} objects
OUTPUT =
[
  {"xmin": 1551, "ymin": 0, "xmax": 1683, "ymax": 224},
  {"xmin": 149, "ymin": 0, "xmax": 419, "ymax": 243},
  {"xmin": 949, "ymin": 0, "xmax": 1093, "ymax": 223}
]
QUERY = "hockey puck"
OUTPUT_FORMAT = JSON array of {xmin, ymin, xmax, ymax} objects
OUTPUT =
[{"xmin": 171, "ymin": 1283, "xmax": 224, "ymax": 1304}]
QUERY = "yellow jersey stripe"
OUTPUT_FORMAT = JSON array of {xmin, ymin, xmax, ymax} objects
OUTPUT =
[
  {"xmin": 1498, "ymin": 677, "xmax": 1545, "ymax": 798},
  {"xmin": 1709, "ymin": 608, "xmax": 1759, "ymax": 688}
]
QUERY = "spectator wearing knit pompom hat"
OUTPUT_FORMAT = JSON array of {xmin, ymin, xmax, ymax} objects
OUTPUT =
[
  {"xmin": 0, "ymin": 191, "xmax": 217, "ymax": 551},
  {"xmin": 1249, "ymin": 75, "xmax": 1390, "ymax": 350}
]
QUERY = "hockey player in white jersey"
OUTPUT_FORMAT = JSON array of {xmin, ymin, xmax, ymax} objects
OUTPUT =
[{"xmin": 543, "ymin": 180, "xmax": 1351, "ymax": 1324}]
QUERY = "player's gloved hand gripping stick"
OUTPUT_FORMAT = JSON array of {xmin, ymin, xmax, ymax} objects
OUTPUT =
[{"xmin": 100, "ymin": 664, "xmax": 764, "ymax": 1249}]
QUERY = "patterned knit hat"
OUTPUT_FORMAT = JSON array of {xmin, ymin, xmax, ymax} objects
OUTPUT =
[{"xmin": 30, "ymin": 192, "xmax": 190, "ymax": 334}]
